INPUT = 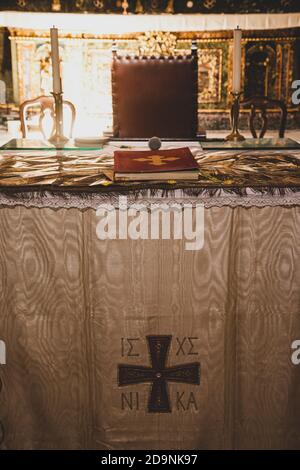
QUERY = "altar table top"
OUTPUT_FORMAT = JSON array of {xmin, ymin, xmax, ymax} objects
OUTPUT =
[{"xmin": 0, "ymin": 142, "xmax": 299, "ymax": 209}]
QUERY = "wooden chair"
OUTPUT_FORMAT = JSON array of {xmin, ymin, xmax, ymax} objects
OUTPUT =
[
  {"xmin": 240, "ymin": 95, "xmax": 287, "ymax": 138},
  {"xmin": 20, "ymin": 95, "xmax": 76, "ymax": 139},
  {"xmin": 111, "ymin": 44, "xmax": 198, "ymax": 139}
]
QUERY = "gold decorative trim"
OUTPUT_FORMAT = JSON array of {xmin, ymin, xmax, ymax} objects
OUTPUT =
[
  {"xmin": 285, "ymin": 44, "xmax": 293, "ymax": 104},
  {"xmin": 276, "ymin": 43, "xmax": 283, "ymax": 100},
  {"xmin": 8, "ymin": 27, "xmax": 300, "ymax": 42},
  {"xmin": 198, "ymin": 48, "xmax": 223, "ymax": 104},
  {"xmin": 137, "ymin": 31, "xmax": 177, "ymax": 56}
]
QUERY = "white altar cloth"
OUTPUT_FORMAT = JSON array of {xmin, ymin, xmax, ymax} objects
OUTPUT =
[{"xmin": 1, "ymin": 11, "xmax": 300, "ymax": 34}]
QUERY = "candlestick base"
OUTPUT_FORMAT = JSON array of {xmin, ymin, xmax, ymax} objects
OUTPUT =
[
  {"xmin": 225, "ymin": 91, "xmax": 245, "ymax": 142},
  {"xmin": 49, "ymin": 91, "xmax": 69, "ymax": 147},
  {"xmin": 48, "ymin": 134, "xmax": 69, "ymax": 146},
  {"xmin": 225, "ymin": 131, "xmax": 246, "ymax": 142}
]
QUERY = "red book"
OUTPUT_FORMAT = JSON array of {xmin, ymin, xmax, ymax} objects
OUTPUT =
[{"xmin": 113, "ymin": 147, "xmax": 199, "ymax": 181}]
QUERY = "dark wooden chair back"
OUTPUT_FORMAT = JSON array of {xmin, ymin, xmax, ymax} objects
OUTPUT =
[
  {"xmin": 111, "ymin": 45, "xmax": 198, "ymax": 139},
  {"xmin": 240, "ymin": 95, "xmax": 287, "ymax": 138}
]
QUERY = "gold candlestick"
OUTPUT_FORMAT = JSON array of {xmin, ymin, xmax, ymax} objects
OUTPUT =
[
  {"xmin": 121, "ymin": 0, "xmax": 129, "ymax": 14},
  {"xmin": 135, "ymin": 0, "xmax": 144, "ymax": 13},
  {"xmin": 225, "ymin": 92, "xmax": 245, "ymax": 142},
  {"xmin": 165, "ymin": 0, "xmax": 174, "ymax": 13},
  {"xmin": 51, "ymin": 0, "xmax": 61, "ymax": 11},
  {"xmin": 48, "ymin": 92, "xmax": 68, "ymax": 146}
]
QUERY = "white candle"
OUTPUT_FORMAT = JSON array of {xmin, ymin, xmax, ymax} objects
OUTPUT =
[
  {"xmin": 50, "ymin": 26, "xmax": 62, "ymax": 94},
  {"xmin": 232, "ymin": 27, "xmax": 242, "ymax": 94}
]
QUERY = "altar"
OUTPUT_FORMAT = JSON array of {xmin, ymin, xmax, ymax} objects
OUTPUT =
[
  {"xmin": 0, "ymin": 142, "xmax": 299, "ymax": 450},
  {"xmin": 0, "ymin": 1, "xmax": 300, "ymax": 452}
]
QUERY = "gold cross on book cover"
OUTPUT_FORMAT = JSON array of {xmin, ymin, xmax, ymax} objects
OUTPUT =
[
  {"xmin": 113, "ymin": 148, "xmax": 199, "ymax": 181},
  {"xmin": 134, "ymin": 155, "xmax": 180, "ymax": 166}
]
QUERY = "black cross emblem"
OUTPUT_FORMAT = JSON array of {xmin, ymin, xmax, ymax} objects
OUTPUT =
[{"xmin": 118, "ymin": 335, "xmax": 200, "ymax": 413}]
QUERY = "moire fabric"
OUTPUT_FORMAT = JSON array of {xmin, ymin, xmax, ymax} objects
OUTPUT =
[
  {"xmin": 0, "ymin": 205, "xmax": 299, "ymax": 449},
  {"xmin": 0, "ymin": 144, "xmax": 299, "ymax": 449}
]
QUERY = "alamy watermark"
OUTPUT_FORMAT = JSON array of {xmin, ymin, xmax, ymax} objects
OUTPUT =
[
  {"xmin": 0, "ymin": 339, "xmax": 6, "ymax": 365},
  {"xmin": 96, "ymin": 196, "xmax": 204, "ymax": 251},
  {"xmin": 291, "ymin": 340, "xmax": 300, "ymax": 365},
  {"xmin": 292, "ymin": 80, "xmax": 300, "ymax": 105}
]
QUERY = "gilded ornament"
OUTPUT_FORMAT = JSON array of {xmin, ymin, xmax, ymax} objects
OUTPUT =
[
  {"xmin": 138, "ymin": 31, "xmax": 177, "ymax": 56},
  {"xmin": 203, "ymin": 0, "xmax": 216, "ymax": 9},
  {"xmin": 16, "ymin": 0, "xmax": 26, "ymax": 7},
  {"xmin": 51, "ymin": 0, "xmax": 62, "ymax": 11}
]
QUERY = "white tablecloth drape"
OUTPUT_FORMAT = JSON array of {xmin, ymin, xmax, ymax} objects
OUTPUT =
[{"xmin": 1, "ymin": 12, "xmax": 300, "ymax": 34}]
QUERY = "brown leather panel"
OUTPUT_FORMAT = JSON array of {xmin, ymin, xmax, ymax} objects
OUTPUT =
[{"xmin": 112, "ymin": 55, "xmax": 198, "ymax": 139}]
